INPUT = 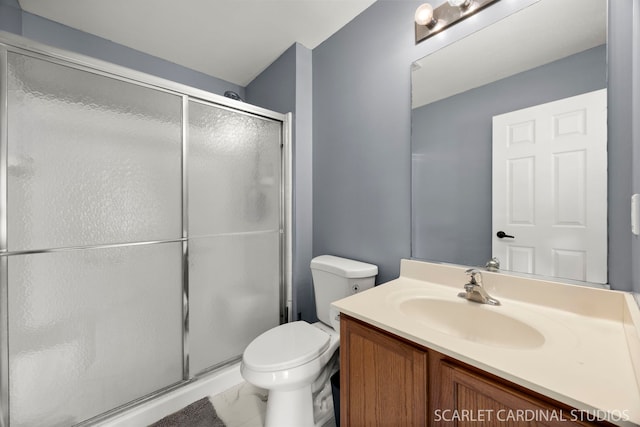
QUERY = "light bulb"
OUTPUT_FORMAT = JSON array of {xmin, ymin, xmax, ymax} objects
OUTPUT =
[{"xmin": 415, "ymin": 3, "xmax": 436, "ymax": 28}]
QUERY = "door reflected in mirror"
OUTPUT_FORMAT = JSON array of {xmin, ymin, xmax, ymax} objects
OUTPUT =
[{"xmin": 411, "ymin": 0, "xmax": 607, "ymax": 284}]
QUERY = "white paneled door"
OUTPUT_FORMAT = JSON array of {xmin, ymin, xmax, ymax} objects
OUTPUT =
[{"xmin": 492, "ymin": 89, "xmax": 607, "ymax": 283}]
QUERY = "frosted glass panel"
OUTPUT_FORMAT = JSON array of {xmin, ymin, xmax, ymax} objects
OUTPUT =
[
  {"xmin": 7, "ymin": 243, "xmax": 183, "ymax": 426},
  {"xmin": 7, "ymin": 53, "xmax": 182, "ymax": 251},
  {"xmin": 188, "ymin": 101, "xmax": 281, "ymax": 236},
  {"xmin": 189, "ymin": 232, "xmax": 280, "ymax": 374}
]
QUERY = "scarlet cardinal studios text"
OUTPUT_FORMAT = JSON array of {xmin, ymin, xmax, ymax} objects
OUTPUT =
[{"xmin": 432, "ymin": 408, "xmax": 630, "ymax": 423}]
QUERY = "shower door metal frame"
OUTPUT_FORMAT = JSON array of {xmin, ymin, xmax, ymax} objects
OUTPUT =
[
  {"xmin": 0, "ymin": 45, "xmax": 9, "ymax": 427},
  {"xmin": 0, "ymin": 30, "xmax": 292, "ymax": 427}
]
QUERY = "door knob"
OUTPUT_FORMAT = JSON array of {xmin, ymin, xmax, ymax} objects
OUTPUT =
[{"xmin": 497, "ymin": 231, "xmax": 515, "ymax": 239}]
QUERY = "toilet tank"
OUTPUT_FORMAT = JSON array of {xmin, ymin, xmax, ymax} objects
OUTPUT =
[{"xmin": 310, "ymin": 255, "xmax": 378, "ymax": 328}]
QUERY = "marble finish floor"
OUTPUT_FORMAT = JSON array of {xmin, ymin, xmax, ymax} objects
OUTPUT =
[
  {"xmin": 210, "ymin": 382, "xmax": 267, "ymax": 427},
  {"xmin": 209, "ymin": 381, "xmax": 337, "ymax": 427}
]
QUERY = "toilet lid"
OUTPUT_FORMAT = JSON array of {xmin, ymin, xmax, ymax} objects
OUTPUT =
[{"xmin": 243, "ymin": 321, "xmax": 330, "ymax": 372}]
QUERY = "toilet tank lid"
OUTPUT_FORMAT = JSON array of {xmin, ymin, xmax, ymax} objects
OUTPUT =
[{"xmin": 310, "ymin": 255, "xmax": 378, "ymax": 278}]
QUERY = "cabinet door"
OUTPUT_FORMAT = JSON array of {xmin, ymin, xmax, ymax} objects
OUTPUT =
[
  {"xmin": 437, "ymin": 362, "xmax": 599, "ymax": 426},
  {"xmin": 341, "ymin": 316, "xmax": 428, "ymax": 426}
]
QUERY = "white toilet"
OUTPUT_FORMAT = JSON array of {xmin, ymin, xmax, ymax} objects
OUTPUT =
[{"xmin": 241, "ymin": 255, "xmax": 378, "ymax": 427}]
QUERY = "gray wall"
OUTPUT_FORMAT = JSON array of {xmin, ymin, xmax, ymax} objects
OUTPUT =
[
  {"xmin": 0, "ymin": 0, "xmax": 21, "ymax": 35},
  {"xmin": 608, "ymin": 0, "xmax": 635, "ymax": 291},
  {"xmin": 246, "ymin": 45, "xmax": 296, "ymax": 112},
  {"xmin": 246, "ymin": 43, "xmax": 315, "ymax": 321},
  {"xmin": 313, "ymin": 0, "xmax": 636, "ymax": 292},
  {"xmin": 412, "ymin": 45, "xmax": 606, "ymax": 268},
  {"xmin": 313, "ymin": 1, "xmax": 417, "ymax": 284}
]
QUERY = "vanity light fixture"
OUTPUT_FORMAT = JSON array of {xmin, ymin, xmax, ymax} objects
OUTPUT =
[{"xmin": 415, "ymin": 0, "xmax": 500, "ymax": 44}]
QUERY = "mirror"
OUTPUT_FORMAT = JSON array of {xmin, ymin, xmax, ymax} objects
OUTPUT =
[{"xmin": 411, "ymin": 0, "xmax": 607, "ymax": 283}]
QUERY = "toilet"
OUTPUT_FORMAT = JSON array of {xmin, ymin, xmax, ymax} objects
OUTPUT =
[{"xmin": 240, "ymin": 255, "xmax": 378, "ymax": 427}]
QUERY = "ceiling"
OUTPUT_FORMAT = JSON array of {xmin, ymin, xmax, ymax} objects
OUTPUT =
[
  {"xmin": 412, "ymin": 0, "xmax": 607, "ymax": 108},
  {"xmin": 18, "ymin": 0, "xmax": 377, "ymax": 87}
]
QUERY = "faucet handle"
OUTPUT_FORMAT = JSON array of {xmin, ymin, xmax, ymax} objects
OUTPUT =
[
  {"xmin": 465, "ymin": 268, "xmax": 482, "ymax": 285},
  {"xmin": 465, "ymin": 268, "xmax": 481, "ymax": 278}
]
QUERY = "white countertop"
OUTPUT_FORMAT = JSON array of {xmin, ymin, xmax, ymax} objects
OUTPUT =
[{"xmin": 332, "ymin": 259, "xmax": 640, "ymax": 426}]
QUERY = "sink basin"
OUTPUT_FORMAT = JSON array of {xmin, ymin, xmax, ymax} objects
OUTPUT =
[{"xmin": 398, "ymin": 298, "xmax": 545, "ymax": 349}]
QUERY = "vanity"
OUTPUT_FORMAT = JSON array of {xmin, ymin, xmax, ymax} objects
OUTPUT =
[{"xmin": 332, "ymin": 260, "xmax": 640, "ymax": 426}]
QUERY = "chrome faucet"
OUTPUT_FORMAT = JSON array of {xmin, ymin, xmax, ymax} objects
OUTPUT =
[{"xmin": 458, "ymin": 268, "xmax": 500, "ymax": 306}]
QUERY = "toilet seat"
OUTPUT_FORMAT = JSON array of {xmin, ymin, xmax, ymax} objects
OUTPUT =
[{"xmin": 243, "ymin": 321, "xmax": 330, "ymax": 372}]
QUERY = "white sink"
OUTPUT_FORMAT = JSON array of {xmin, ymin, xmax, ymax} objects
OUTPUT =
[{"xmin": 398, "ymin": 297, "xmax": 546, "ymax": 349}]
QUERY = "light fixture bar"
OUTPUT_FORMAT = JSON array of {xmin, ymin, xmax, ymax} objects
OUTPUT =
[{"xmin": 415, "ymin": 0, "xmax": 500, "ymax": 44}]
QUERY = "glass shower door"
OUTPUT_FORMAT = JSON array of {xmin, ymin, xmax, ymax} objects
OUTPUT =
[
  {"xmin": 4, "ymin": 52, "xmax": 184, "ymax": 426},
  {"xmin": 1, "ymin": 42, "xmax": 287, "ymax": 426},
  {"xmin": 188, "ymin": 100, "xmax": 282, "ymax": 374}
]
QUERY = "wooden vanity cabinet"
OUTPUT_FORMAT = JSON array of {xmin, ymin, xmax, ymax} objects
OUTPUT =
[{"xmin": 340, "ymin": 315, "xmax": 613, "ymax": 427}]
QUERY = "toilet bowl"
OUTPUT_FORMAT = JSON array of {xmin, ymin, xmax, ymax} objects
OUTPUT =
[
  {"xmin": 241, "ymin": 321, "xmax": 338, "ymax": 426},
  {"xmin": 240, "ymin": 255, "xmax": 378, "ymax": 427}
]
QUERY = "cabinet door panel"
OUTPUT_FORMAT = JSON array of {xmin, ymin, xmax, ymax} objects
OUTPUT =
[
  {"xmin": 341, "ymin": 317, "xmax": 427, "ymax": 427},
  {"xmin": 438, "ymin": 362, "xmax": 595, "ymax": 427}
]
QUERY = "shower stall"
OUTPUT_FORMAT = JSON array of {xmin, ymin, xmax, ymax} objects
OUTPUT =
[{"xmin": 0, "ymin": 33, "xmax": 291, "ymax": 426}]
